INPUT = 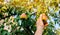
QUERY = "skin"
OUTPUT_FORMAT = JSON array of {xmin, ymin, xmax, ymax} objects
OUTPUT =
[{"xmin": 35, "ymin": 13, "xmax": 47, "ymax": 35}]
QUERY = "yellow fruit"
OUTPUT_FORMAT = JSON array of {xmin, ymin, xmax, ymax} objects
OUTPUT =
[
  {"xmin": 42, "ymin": 13, "xmax": 48, "ymax": 26},
  {"xmin": 20, "ymin": 13, "xmax": 27, "ymax": 19},
  {"xmin": 42, "ymin": 13, "xmax": 48, "ymax": 21}
]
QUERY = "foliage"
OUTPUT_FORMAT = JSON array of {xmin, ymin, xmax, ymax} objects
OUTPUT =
[{"xmin": 0, "ymin": 0, "xmax": 60, "ymax": 35}]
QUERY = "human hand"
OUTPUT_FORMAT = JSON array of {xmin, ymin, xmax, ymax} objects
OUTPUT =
[
  {"xmin": 35, "ymin": 13, "xmax": 48, "ymax": 35},
  {"xmin": 36, "ymin": 13, "xmax": 48, "ymax": 30}
]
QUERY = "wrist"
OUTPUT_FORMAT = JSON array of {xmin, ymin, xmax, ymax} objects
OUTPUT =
[
  {"xmin": 37, "ymin": 26, "xmax": 44, "ymax": 32},
  {"xmin": 36, "ymin": 28, "xmax": 44, "ymax": 35}
]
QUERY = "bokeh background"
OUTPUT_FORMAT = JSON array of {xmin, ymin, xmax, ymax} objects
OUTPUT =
[{"xmin": 0, "ymin": 0, "xmax": 60, "ymax": 35}]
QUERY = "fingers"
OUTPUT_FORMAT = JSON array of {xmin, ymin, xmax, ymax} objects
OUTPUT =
[
  {"xmin": 36, "ymin": 14, "xmax": 43, "ymax": 24},
  {"xmin": 36, "ymin": 14, "xmax": 44, "ymax": 28},
  {"xmin": 36, "ymin": 13, "xmax": 48, "ymax": 28},
  {"xmin": 39, "ymin": 13, "xmax": 47, "ymax": 20}
]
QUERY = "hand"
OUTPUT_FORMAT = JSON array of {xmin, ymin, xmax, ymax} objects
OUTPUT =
[
  {"xmin": 35, "ymin": 13, "xmax": 48, "ymax": 35},
  {"xmin": 36, "ymin": 14, "xmax": 44, "ymax": 29},
  {"xmin": 36, "ymin": 13, "xmax": 48, "ymax": 29}
]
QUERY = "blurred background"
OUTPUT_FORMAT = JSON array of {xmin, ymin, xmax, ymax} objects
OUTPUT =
[{"xmin": 0, "ymin": 0, "xmax": 60, "ymax": 35}]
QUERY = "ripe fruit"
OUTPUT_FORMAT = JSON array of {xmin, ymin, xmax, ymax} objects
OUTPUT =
[
  {"xmin": 42, "ymin": 13, "xmax": 48, "ymax": 26},
  {"xmin": 42, "ymin": 13, "xmax": 48, "ymax": 20},
  {"xmin": 20, "ymin": 13, "xmax": 27, "ymax": 19}
]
